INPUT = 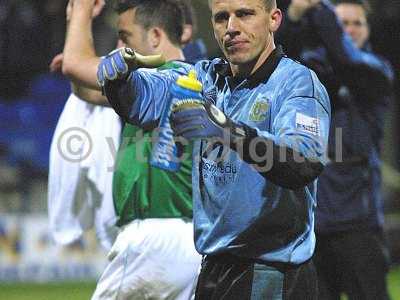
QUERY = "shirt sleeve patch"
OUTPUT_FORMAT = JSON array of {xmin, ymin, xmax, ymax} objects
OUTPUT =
[{"xmin": 295, "ymin": 112, "xmax": 320, "ymax": 136}]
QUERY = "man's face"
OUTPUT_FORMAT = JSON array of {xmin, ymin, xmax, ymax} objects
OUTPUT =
[
  {"xmin": 335, "ymin": 3, "xmax": 369, "ymax": 49},
  {"xmin": 210, "ymin": 0, "xmax": 277, "ymax": 65},
  {"xmin": 117, "ymin": 8, "xmax": 153, "ymax": 55}
]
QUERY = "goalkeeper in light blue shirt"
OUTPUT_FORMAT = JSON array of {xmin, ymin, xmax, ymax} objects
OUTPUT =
[{"xmin": 97, "ymin": 0, "xmax": 331, "ymax": 298}]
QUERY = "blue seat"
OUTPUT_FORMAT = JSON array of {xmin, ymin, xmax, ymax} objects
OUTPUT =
[{"xmin": 0, "ymin": 73, "xmax": 71, "ymax": 171}]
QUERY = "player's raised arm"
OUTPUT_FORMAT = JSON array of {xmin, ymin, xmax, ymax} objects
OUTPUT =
[
  {"xmin": 308, "ymin": 0, "xmax": 394, "ymax": 93},
  {"xmin": 62, "ymin": 0, "xmax": 168, "ymax": 108},
  {"xmin": 62, "ymin": 0, "xmax": 103, "ymax": 90},
  {"xmin": 97, "ymin": 48, "xmax": 188, "ymax": 128}
]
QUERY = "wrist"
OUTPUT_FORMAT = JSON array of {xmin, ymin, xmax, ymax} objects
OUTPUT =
[
  {"xmin": 204, "ymin": 103, "xmax": 249, "ymax": 146},
  {"xmin": 287, "ymin": 5, "xmax": 306, "ymax": 22},
  {"xmin": 228, "ymin": 122, "xmax": 256, "ymax": 151},
  {"xmin": 72, "ymin": 2, "xmax": 95, "ymax": 19}
]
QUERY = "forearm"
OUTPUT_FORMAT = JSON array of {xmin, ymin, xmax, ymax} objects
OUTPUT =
[
  {"xmin": 71, "ymin": 83, "xmax": 109, "ymax": 106},
  {"xmin": 276, "ymin": 15, "xmax": 307, "ymax": 59},
  {"xmin": 104, "ymin": 69, "xmax": 175, "ymax": 127},
  {"xmin": 230, "ymin": 125, "xmax": 324, "ymax": 190},
  {"xmin": 310, "ymin": 1, "xmax": 388, "ymax": 77},
  {"xmin": 277, "ymin": 0, "xmax": 322, "ymax": 59},
  {"xmin": 172, "ymin": 103, "xmax": 325, "ymax": 189},
  {"xmin": 62, "ymin": 2, "xmax": 101, "ymax": 90}
]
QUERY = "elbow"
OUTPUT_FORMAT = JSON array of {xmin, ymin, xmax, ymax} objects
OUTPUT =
[
  {"xmin": 289, "ymin": 159, "xmax": 324, "ymax": 189},
  {"xmin": 331, "ymin": 55, "xmax": 354, "ymax": 70},
  {"xmin": 61, "ymin": 59, "xmax": 77, "ymax": 79},
  {"xmin": 61, "ymin": 54, "xmax": 84, "ymax": 82},
  {"xmin": 104, "ymin": 80, "xmax": 133, "ymax": 122},
  {"xmin": 62, "ymin": 57, "xmax": 100, "ymax": 91}
]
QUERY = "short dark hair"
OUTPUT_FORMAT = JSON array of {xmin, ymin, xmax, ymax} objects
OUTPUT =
[
  {"xmin": 208, "ymin": 0, "xmax": 276, "ymax": 11},
  {"xmin": 264, "ymin": 0, "xmax": 277, "ymax": 11},
  {"xmin": 334, "ymin": 0, "xmax": 372, "ymax": 17},
  {"xmin": 115, "ymin": 0, "xmax": 184, "ymax": 46}
]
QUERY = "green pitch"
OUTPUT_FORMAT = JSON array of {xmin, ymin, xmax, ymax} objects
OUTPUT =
[
  {"xmin": 0, "ymin": 267, "xmax": 399, "ymax": 300},
  {"xmin": 0, "ymin": 281, "xmax": 96, "ymax": 300},
  {"xmin": 388, "ymin": 266, "xmax": 400, "ymax": 299}
]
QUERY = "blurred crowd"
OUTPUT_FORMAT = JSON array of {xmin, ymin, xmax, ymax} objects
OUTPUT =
[
  {"xmin": 0, "ymin": 2, "xmax": 399, "ymax": 300},
  {"xmin": 0, "ymin": 0, "xmax": 117, "ymax": 99},
  {"xmin": 0, "ymin": 0, "xmax": 117, "ymax": 212},
  {"xmin": 0, "ymin": 0, "xmax": 399, "ymax": 262}
]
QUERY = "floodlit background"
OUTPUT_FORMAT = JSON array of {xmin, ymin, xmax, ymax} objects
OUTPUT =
[{"xmin": 0, "ymin": 1, "xmax": 399, "ymax": 299}]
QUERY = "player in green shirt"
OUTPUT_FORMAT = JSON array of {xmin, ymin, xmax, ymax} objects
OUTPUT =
[
  {"xmin": 113, "ymin": 80, "xmax": 193, "ymax": 227},
  {"xmin": 62, "ymin": 1, "xmax": 201, "ymax": 299}
]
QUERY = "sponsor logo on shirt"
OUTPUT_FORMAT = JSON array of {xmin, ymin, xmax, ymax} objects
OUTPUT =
[
  {"xmin": 296, "ymin": 113, "xmax": 320, "ymax": 136},
  {"xmin": 202, "ymin": 161, "xmax": 237, "ymax": 186},
  {"xmin": 202, "ymin": 161, "xmax": 237, "ymax": 174}
]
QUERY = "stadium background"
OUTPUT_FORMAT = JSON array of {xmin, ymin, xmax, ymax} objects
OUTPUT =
[{"xmin": 0, "ymin": 0, "xmax": 398, "ymax": 299}]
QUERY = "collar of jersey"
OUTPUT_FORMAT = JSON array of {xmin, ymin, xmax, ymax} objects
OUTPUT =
[{"xmin": 214, "ymin": 45, "xmax": 285, "ymax": 90}]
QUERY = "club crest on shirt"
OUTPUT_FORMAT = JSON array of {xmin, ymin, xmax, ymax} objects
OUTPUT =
[{"xmin": 249, "ymin": 99, "xmax": 269, "ymax": 122}]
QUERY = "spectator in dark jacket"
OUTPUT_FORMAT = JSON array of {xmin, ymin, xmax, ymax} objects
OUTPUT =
[{"xmin": 277, "ymin": 0, "xmax": 394, "ymax": 299}]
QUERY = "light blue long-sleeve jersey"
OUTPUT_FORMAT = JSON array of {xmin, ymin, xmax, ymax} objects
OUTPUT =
[{"xmin": 106, "ymin": 48, "xmax": 331, "ymax": 264}]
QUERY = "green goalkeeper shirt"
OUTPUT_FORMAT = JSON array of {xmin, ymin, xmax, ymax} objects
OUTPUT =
[
  {"xmin": 113, "ymin": 123, "xmax": 193, "ymax": 227},
  {"xmin": 113, "ymin": 62, "xmax": 193, "ymax": 227}
]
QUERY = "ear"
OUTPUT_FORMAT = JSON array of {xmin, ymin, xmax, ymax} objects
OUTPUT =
[
  {"xmin": 117, "ymin": 39, "xmax": 125, "ymax": 48},
  {"xmin": 148, "ymin": 27, "xmax": 162, "ymax": 48},
  {"xmin": 269, "ymin": 8, "xmax": 282, "ymax": 33}
]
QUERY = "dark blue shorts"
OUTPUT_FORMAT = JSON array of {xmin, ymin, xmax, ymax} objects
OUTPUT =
[{"xmin": 194, "ymin": 253, "xmax": 317, "ymax": 300}]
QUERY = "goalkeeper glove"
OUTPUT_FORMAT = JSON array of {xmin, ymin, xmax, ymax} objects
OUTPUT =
[
  {"xmin": 97, "ymin": 47, "xmax": 165, "ymax": 88},
  {"xmin": 171, "ymin": 100, "xmax": 247, "ymax": 141}
]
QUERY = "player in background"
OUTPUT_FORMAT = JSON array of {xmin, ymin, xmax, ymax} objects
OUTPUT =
[
  {"xmin": 277, "ymin": 0, "xmax": 394, "ymax": 299},
  {"xmin": 60, "ymin": 0, "xmax": 202, "ymax": 299},
  {"xmin": 48, "ymin": 0, "xmax": 119, "ymax": 252},
  {"xmin": 180, "ymin": 0, "xmax": 208, "ymax": 63}
]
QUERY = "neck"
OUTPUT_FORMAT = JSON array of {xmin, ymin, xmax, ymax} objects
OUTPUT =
[
  {"xmin": 231, "ymin": 38, "xmax": 276, "ymax": 78},
  {"xmin": 156, "ymin": 40, "xmax": 185, "ymax": 62}
]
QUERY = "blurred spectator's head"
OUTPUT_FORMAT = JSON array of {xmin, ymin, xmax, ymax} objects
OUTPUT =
[
  {"xmin": 180, "ymin": 0, "xmax": 196, "ymax": 45},
  {"xmin": 335, "ymin": 0, "xmax": 371, "ymax": 48},
  {"xmin": 115, "ymin": 0, "xmax": 184, "ymax": 53}
]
